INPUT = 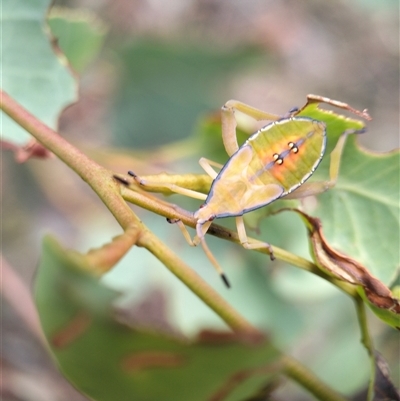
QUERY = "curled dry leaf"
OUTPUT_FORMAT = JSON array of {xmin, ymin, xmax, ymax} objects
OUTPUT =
[{"xmin": 293, "ymin": 209, "xmax": 400, "ymax": 329}]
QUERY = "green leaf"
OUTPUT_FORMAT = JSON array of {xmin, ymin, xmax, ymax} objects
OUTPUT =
[
  {"xmin": 48, "ymin": 7, "xmax": 107, "ymax": 73},
  {"xmin": 318, "ymin": 139, "xmax": 399, "ymax": 286},
  {"xmin": 297, "ymin": 102, "xmax": 399, "ymax": 286},
  {"xmin": 35, "ymin": 236, "xmax": 280, "ymax": 401},
  {"xmin": 1, "ymin": 0, "xmax": 76, "ymax": 145}
]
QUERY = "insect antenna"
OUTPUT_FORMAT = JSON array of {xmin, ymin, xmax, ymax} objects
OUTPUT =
[
  {"xmin": 221, "ymin": 273, "xmax": 231, "ymax": 288},
  {"xmin": 196, "ymin": 222, "xmax": 231, "ymax": 288}
]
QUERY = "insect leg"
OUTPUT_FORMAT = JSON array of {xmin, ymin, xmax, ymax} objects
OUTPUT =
[
  {"xmin": 221, "ymin": 100, "xmax": 282, "ymax": 157},
  {"xmin": 166, "ymin": 219, "xmax": 196, "ymax": 246},
  {"xmin": 235, "ymin": 216, "xmax": 275, "ymax": 261},
  {"xmin": 127, "ymin": 171, "xmax": 207, "ymax": 200},
  {"xmin": 126, "ymin": 172, "xmax": 230, "ymax": 285},
  {"xmin": 198, "ymin": 157, "xmax": 222, "ymax": 179},
  {"xmin": 306, "ymin": 94, "xmax": 372, "ymax": 121}
]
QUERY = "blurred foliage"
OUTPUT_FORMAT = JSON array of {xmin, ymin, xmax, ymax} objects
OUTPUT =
[
  {"xmin": 2, "ymin": 0, "xmax": 399, "ymax": 400},
  {"xmin": 111, "ymin": 40, "xmax": 267, "ymax": 148},
  {"xmin": 48, "ymin": 7, "xmax": 107, "ymax": 73},
  {"xmin": 35, "ymin": 236, "xmax": 280, "ymax": 401},
  {"xmin": 1, "ymin": 0, "xmax": 76, "ymax": 145}
]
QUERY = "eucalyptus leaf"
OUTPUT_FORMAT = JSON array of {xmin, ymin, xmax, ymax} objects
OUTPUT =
[
  {"xmin": 35, "ymin": 236, "xmax": 281, "ymax": 401},
  {"xmin": 1, "ymin": 0, "xmax": 76, "ymax": 145},
  {"xmin": 48, "ymin": 7, "xmax": 107, "ymax": 73},
  {"xmin": 315, "ymin": 137, "xmax": 399, "ymax": 285}
]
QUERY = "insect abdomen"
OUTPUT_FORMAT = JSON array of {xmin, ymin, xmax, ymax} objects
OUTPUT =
[{"xmin": 247, "ymin": 118, "xmax": 326, "ymax": 194}]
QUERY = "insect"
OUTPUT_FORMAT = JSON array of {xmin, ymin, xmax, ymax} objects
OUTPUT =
[{"xmin": 128, "ymin": 95, "xmax": 371, "ymax": 288}]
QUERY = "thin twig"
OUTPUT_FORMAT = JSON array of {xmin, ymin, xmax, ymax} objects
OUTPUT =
[
  {"xmin": 1, "ymin": 90, "xmax": 359, "ymax": 399},
  {"xmin": 353, "ymin": 297, "xmax": 376, "ymax": 401},
  {"xmin": 120, "ymin": 185, "xmax": 357, "ymax": 296},
  {"xmin": 0, "ymin": 89, "xmax": 260, "ymax": 336}
]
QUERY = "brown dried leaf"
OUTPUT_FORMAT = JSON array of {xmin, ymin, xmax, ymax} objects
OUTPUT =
[{"xmin": 293, "ymin": 209, "xmax": 400, "ymax": 329}]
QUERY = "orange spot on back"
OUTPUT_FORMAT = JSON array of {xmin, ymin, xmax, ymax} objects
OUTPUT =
[{"xmin": 269, "ymin": 164, "xmax": 286, "ymax": 183}]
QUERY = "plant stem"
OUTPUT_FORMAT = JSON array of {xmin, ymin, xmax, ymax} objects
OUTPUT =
[
  {"xmin": 1, "ymin": 92, "xmax": 101, "ymax": 179},
  {"xmin": 0, "ymin": 90, "xmax": 134, "ymax": 228},
  {"xmin": 354, "ymin": 297, "xmax": 376, "ymax": 401},
  {"xmin": 0, "ymin": 90, "xmax": 259, "ymax": 336},
  {"xmin": 1, "ymin": 90, "xmax": 353, "ymax": 398},
  {"xmin": 120, "ymin": 185, "xmax": 357, "ymax": 296},
  {"xmin": 282, "ymin": 355, "xmax": 348, "ymax": 401},
  {"xmin": 139, "ymin": 229, "xmax": 261, "ymax": 337}
]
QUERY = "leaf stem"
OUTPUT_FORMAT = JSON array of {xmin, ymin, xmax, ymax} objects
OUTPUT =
[{"xmin": 353, "ymin": 297, "xmax": 376, "ymax": 401}]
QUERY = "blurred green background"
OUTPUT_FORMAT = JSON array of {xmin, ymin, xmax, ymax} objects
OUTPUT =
[{"xmin": 2, "ymin": 0, "xmax": 399, "ymax": 400}]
